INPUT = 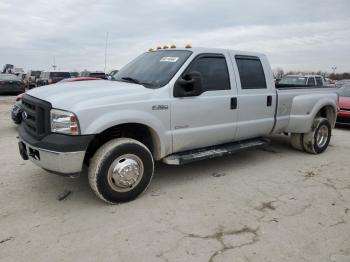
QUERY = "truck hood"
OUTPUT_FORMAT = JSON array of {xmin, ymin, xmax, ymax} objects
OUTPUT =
[{"xmin": 27, "ymin": 80, "xmax": 152, "ymax": 110}]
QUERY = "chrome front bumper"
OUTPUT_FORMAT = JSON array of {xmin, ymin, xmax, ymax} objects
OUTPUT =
[{"xmin": 18, "ymin": 138, "xmax": 85, "ymax": 175}]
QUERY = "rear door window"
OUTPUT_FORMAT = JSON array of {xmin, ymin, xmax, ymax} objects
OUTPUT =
[
  {"xmin": 235, "ymin": 56, "xmax": 266, "ymax": 89},
  {"xmin": 315, "ymin": 77, "xmax": 323, "ymax": 86},
  {"xmin": 307, "ymin": 77, "xmax": 316, "ymax": 86}
]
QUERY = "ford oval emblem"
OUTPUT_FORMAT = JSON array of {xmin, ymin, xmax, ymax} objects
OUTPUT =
[{"xmin": 22, "ymin": 111, "xmax": 28, "ymax": 120}]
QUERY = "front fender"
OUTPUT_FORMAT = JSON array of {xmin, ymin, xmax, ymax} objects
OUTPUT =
[
  {"xmin": 286, "ymin": 93, "xmax": 337, "ymax": 133},
  {"xmin": 83, "ymin": 110, "xmax": 171, "ymax": 159}
]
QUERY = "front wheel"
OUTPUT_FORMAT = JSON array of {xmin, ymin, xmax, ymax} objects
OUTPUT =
[
  {"xmin": 88, "ymin": 138, "xmax": 154, "ymax": 204},
  {"xmin": 302, "ymin": 118, "xmax": 331, "ymax": 154}
]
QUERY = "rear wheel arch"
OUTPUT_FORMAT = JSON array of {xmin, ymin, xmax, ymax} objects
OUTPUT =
[{"xmin": 316, "ymin": 105, "xmax": 336, "ymax": 127}]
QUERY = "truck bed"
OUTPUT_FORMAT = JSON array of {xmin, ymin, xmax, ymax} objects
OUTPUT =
[{"xmin": 272, "ymin": 86, "xmax": 338, "ymax": 134}]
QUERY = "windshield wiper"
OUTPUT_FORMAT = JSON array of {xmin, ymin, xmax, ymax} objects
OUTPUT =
[
  {"xmin": 121, "ymin": 77, "xmax": 140, "ymax": 84},
  {"xmin": 120, "ymin": 77, "xmax": 154, "ymax": 88}
]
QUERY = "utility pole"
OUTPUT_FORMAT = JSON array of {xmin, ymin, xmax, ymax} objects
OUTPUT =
[
  {"xmin": 52, "ymin": 56, "xmax": 57, "ymax": 71},
  {"xmin": 104, "ymin": 32, "xmax": 109, "ymax": 73}
]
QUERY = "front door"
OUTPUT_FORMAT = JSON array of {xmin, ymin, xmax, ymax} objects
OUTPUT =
[{"xmin": 171, "ymin": 53, "xmax": 238, "ymax": 153}]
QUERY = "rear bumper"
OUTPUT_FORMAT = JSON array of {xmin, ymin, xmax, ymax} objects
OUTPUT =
[{"xmin": 336, "ymin": 111, "xmax": 350, "ymax": 125}]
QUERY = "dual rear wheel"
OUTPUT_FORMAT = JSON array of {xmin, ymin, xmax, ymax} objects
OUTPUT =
[{"xmin": 290, "ymin": 117, "xmax": 332, "ymax": 154}]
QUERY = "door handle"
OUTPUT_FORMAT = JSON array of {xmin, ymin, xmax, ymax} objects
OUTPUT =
[
  {"xmin": 267, "ymin": 95, "xmax": 272, "ymax": 107},
  {"xmin": 231, "ymin": 97, "xmax": 237, "ymax": 109}
]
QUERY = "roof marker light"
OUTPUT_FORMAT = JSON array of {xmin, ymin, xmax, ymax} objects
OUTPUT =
[
  {"xmin": 148, "ymin": 48, "xmax": 154, "ymax": 51},
  {"xmin": 163, "ymin": 45, "xmax": 169, "ymax": 49},
  {"xmin": 185, "ymin": 44, "xmax": 192, "ymax": 48},
  {"xmin": 156, "ymin": 46, "xmax": 162, "ymax": 50}
]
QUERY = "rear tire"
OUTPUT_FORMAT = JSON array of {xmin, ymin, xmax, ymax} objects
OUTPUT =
[
  {"xmin": 88, "ymin": 138, "xmax": 154, "ymax": 204},
  {"xmin": 302, "ymin": 118, "xmax": 331, "ymax": 154}
]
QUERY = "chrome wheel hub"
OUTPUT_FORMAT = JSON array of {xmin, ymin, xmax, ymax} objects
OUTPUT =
[
  {"xmin": 107, "ymin": 154, "xmax": 144, "ymax": 192},
  {"xmin": 316, "ymin": 125, "xmax": 329, "ymax": 148}
]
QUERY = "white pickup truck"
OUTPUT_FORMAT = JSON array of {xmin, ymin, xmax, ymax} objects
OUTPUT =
[{"xmin": 18, "ymin": 46, "xmax": 338, "ymax": 203}]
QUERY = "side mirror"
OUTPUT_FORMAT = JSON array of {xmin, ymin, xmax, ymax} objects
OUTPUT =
[{"xmin": 174, "ymin": 71, "xmax": 203, "ymax": 97}]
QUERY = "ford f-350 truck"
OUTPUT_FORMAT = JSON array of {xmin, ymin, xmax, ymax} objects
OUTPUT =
[{"xmin": 18, "ymin": 47, "xmax": 338, "ymax": 203}]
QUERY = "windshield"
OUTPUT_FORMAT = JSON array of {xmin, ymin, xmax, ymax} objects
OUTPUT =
[
  {"xmin": 0, "ymin": 74, "xmax": 20, "ymax": 81},
  {"xmin": 338, "ymin": 85, "xmax": 350, "ymax": 97},
  {"xmin": 31, "ymin": 71, "xmax": 41, "ymax": 77},
  {"xmin": 50, "ymin": 72, "xmax": 71, "ymax": 78},
  {"xmin": 89, "ymin": 72, "xmax": 106, "ymax": 78},
  {"xmin": 279, "ymin": 76, "xmax": 307, "ymax": 85},
  {"xmin": 114, "ymin": 50, "xmax": 192, "ymax": 88}
]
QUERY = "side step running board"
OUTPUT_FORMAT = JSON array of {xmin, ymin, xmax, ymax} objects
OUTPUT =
[{"xmin": 163, "ymin": 138, "xmax": 269, "ymax": 165}]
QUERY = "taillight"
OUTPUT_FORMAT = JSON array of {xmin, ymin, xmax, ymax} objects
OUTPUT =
[
  {"xmin": 48, "ymin": 79, "xmax": 53, "ymax": 84},
  {"xmin": 336, "ymin": 94, "xmax": 340, "ymax": 111}
]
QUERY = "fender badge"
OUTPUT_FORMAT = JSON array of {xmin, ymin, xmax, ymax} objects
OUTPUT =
[{"xmin": 152, "ymin": 105, "xmax": 169, "ymax": 110}]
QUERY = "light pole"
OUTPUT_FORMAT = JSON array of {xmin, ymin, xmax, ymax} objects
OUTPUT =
[
  {"xmin": 104, "ymin": 32, "xmax": 109, "ymax": 73},
  {"xmin": 331, "ymin": 66, "xmax": 337, "ymax": 75},
  {"xmin": 52, "ymin": 56, "xmax": 57, "ymax": 71}
]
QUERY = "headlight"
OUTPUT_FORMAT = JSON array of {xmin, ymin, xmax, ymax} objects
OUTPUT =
[{"xmin": 50, "ymin": 109, "xmax": 80, "ymax": 135}]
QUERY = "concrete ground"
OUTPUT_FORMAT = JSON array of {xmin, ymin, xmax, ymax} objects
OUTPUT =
[{"xmin": 0, "ymin": 95, "xmax": 349, "ymax": 262}]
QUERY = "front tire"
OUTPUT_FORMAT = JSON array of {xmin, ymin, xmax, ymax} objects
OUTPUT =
[{"xmin": 88, "ymin": 138, "xmax": 154, "ymax": 204}]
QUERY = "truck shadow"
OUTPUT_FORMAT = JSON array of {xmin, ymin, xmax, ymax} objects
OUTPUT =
[
  {"xmin": 32, "ymin": 134, "xmax": 299, "ymax": 205},
  {"xmin": 151, "ymin": 134, "xmax": 293, "ymax": 185}
]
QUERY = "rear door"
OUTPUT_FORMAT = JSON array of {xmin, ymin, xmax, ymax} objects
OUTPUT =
[
  {"xmin": 229, "ymin": 54, "xmax": 276, "ymax": 140},
  {"xmin": 171, "ymin": 53, "xmax": 238, "ymax": 153},
  {"xmin": 315, "ymin": 76, "xmax": 324, "ymax": 86}
]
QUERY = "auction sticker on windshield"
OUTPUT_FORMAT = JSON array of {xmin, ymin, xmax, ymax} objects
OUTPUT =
[{"xmin": 160, "ymin": 57, "xmax": 179, "ymax": 62}]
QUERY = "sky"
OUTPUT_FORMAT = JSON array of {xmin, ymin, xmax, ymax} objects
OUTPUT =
[{"xmin": 0, "ymin": 0, "xmax": 349, "ymax": 73}]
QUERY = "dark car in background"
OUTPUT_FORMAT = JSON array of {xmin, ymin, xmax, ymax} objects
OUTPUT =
[
  {"xmin": 36, "ymin": 71, "xmax": 71, "ymax": 86},
  {"xmin": 0, "ymin": 73, "xmax": 25, "ymax": 95},
  {"xmin": 69, "ymin": 72, "xmax": 79, "ymax": 77},
  {"xmin": 80, "ymin": 71, "xmax": 107, "ymax": 79},
  {"xmin": 24, "ymin": 70, "xmax": 42, "ymax": 89}
]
